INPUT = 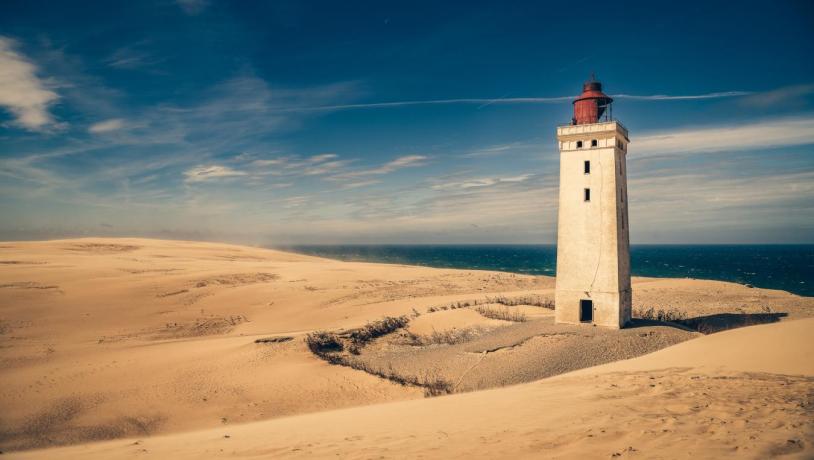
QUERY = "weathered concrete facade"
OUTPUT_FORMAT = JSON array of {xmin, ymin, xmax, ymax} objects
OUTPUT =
[{"xmin": 555, "ymin": 121, "xmax": 631, "ymax": 328}]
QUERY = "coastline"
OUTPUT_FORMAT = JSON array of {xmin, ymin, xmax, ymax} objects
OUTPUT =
[{"xmin": 278, "ymin": 243, "xmax": 813, "ymax": 296}]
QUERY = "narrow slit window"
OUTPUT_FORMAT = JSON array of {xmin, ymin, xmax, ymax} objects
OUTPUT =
[
  {"xmin": 620, "ymin": 189, "xmax": 624, "ymax": 202},
  {"xmin": 584, "ymin": 160, "xmax": 590, "ymax": 174},
  {"xmin": 576, "ymin": 140, "xmax": 583, "ymax": 148},
  {"xmin": 584, "ymin": 188, "xmax": 591, "ymax": 202},
  {"xmin": 621, "ymin": 214, "xmax": 625, "ymax": 229},
  {"xmin": 591, "ymin": 139, "xmax": 597, "ymax": 147}
]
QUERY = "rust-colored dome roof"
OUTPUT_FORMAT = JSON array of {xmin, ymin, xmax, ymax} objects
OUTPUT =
[{"xmin": 572, "ymin": 78, "xmax": 613, "ymax": 125}]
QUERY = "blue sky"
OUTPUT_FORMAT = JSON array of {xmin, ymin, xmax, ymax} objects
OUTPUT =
[{"xmin": 1, "ymin": 0, "xmax": 813, "ymax": 244}]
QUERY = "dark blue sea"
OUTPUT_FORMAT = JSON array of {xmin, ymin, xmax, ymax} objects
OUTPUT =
[{"xmin": 278, "ymin": 245, "xmax": 814, "ymax": 297}]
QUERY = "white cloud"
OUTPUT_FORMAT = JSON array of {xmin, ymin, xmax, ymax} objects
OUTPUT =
[
  {"xmin": 309, "ymin": 154, "xmax": 338, "ymax": 163},
  {"xmin": 184, "ymin": 165, "xmax": 247, "ymax": 183},
  {"xmin": 388, "ymin": 155, "xmax": 427, "ymax": 168},
  {"xmin": 338, "ymin": 155, "xmax": 428, "ymax": 178},
  {"xmin": 0, "ymin": 36, "xmax": 59, "ymax": 131},
  {"xmin": 500, "ymin": 174, "xmax": 535, "ymax": 183},
  {"xmin": 245, "ymin": 154, "xmax": 350, "ymax": 177},
  {"xmin": 89, "ymin": 118, "xmax": 126, "ymax": 134},
  {"xmin": 432, "ymin": 173, "xmax": 534, "ymax": 190},
  {"xmin": 632, "ymin": 116, "xmax": 814, "ymax": 158},
  {"xmin": 341, "ymin": 179, "xmax": 381, "ymax": 189},
  {"xmin": 303, "ymin": 160, "xmax": 350, "ymax": 176}
]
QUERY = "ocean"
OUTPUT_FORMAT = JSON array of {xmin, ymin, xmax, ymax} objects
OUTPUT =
[{"xmin": 278, "ymin": 245, "xmax": 814, "ymax": 297}]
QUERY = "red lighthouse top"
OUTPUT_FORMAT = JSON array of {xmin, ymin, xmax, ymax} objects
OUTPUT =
[{"xmin": 572, "ymin": 76, "xmax": 613, "ymax": 125}]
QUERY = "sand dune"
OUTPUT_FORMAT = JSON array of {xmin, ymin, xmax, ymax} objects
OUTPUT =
[
  {"xmin": 1, "ymin": 238, "xmax": 812, "ymax": 458},
  {"xmin": 11, "ymin": 318, "xmax": 814, "ymax": 459}
]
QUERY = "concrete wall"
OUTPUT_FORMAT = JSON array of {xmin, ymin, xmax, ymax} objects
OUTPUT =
[{"xmin": 554, "ymin": 121, "xmax": 631, "ymax": 328}]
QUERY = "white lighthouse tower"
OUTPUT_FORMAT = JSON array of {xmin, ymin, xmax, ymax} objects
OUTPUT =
[{"xmin": 554, "ymin": 77, "xmax": 631, "ymax": 328}]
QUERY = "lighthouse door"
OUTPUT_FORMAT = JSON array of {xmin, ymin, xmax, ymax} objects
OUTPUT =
[{"xmin": 580, "ymin": 299, "xmax": 593, "ymax": 323}]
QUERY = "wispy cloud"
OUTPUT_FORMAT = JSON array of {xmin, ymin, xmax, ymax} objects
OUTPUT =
[
  {"xmin": 632, "ymin": 116, "xmax": 814, "ymax": 158},
  {"xmin": 245, "ymin": 153, "xmax": 350, "ymax": 177},
  {"xmin": 88, "ymin": 118, "xmax": 126, "ymax": 133},
  {"xmin": 241, "ymin": 152, "xmax": 425, "ymax": 182},
  {"xmin": 105, "ymin": 45, "xmax": 162, "ymax": 70},
  {"xmin": 321, "ymin": 172, "xmax": 555, "ymax": 241},
  {"xmin": 264, "ymin": 90, "xmax": 752, "ymax": 114},
  {"xmin": 336, "ymin": 155, "xmax": 428, "ymax": 178},
  {"xmin": 310, "ymin": 154, "xmax": 338, "ymax": 163},
  {"xmin": 739, "ymin": 83, "xmax": 814, "ymax": 108},
  {"xmin": 0, "ymin": 36, "xmax": 59, "ymax": 131},
  {"xmin": 151, "ymin": 77, "xmax": 363, "ymax": 153},
  {"xmin": 341, "ymin": 179, "xmax": 381, "ymax": 189},
  {"xmin": 459, "ymin": 141, "xmax": 544, "ymax": 158},
  {"xmin": 303, "ymin": 160, "xmax": 350, "ymax": 176},
  {"xmin": 432, "ymin": 173, "xmax": 535, "ymax": 190},
  {"xmin": 176, "ymin": 0, "xmax": 209, "ymax": 15},
  {"xmin": 613, "ymin": 91, "xmax": 752, "ymax": 101},
  {"xmin": 628, "ymin": 170, "xmax": 814, "ymax": 241},
  {"xmin": 631, "ymin": 171, "xmax": 814, "ymax": 210},
  {"xmin": 279, "ymin": 195, "xmax": 309, "ymax": 209},
  {"xmin": 184, "ymin": 165, "xmax": 247, "ymax": 183}
]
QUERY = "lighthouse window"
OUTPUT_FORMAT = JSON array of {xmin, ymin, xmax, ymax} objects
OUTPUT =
[
  {"xmin": 584, "ymin": 188, "xmax": 591, "ymax": 202},
  {"xmin": 584, "ymin": 160, "xmax": 590, "ymax": 174},
  {"xmin": 591, "ymin": 139, "xmax": 597, "ymax": 147},
  {"xmin": 576, "ymin": 141, "xmax": 583, "ymax": 148}
]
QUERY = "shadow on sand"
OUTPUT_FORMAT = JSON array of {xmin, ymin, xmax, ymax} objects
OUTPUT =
[{"xmin": 630, "ymin": 312, "xmax": 788, "ymax": 334}]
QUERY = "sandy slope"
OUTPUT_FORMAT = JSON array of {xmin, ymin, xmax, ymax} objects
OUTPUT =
[
  {"xmin": 11, "ymin": 318, "xmax": 814, "ymax": 460},
  {"xmin": 1, "ymin": 238, "xmax": 812, "ymax": 457}
]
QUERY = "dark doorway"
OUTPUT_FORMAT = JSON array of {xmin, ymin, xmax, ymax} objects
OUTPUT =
[{"xmin": 580, "ymin": 299, "xmax": 593, "ymax": 323}]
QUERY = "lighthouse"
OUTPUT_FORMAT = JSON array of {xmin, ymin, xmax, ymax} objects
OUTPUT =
[{"xmin": 554, "ymin": 77, "xmax": 631, "ymax": 328}]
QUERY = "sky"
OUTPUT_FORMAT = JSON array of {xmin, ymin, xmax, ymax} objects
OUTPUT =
[{"xmin": 1, "ymin": 0, "xmax": 813, "ymax": 245}]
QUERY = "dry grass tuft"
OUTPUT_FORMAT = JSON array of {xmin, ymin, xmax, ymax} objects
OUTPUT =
[
  {"xmin": 303, "ymin": 316, "xmax": 453, "ymax": 396},
  {"xmin": 426, "ymin": 300, "xmax": 477, "ymax": 313},
  {"xmin": 486, "ymin": 294, "xmax": 554, "ymax": 309},
  {"xmin": 254, "ymin": 336, "xmax": 293, "ymax": 344},
  {"xmin": 335, "ymin": 359, "xmax": 453, "ymax": 397},
  {"xmin": 306, "ymin": 316, "xmax": 410, "ymax": 356},
  {"xmin": 474, "ymin": 305, "xmax": 527, "ymax": 322},
  {"xmin": 347, "ymin": 316, "xmax": 410, "ymax": 347},
  {"xmin": 403, "ymin": 326, "xmax": 486, "ymax": 346},
  {"xmin": 305, "ymin": 331, "xmax": 344, "ymax": 354},
  {"xmin": 425, "ymin": 295, "xmax": 553, "ymax": 313},
  {"xmin": 633, "ymin": 306, "xmax": 688, "ymax": 322}
]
